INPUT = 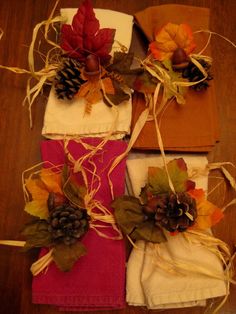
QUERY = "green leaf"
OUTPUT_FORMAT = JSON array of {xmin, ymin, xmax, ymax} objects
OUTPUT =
[
  {"xmin": 62, "ymin": 165, "xmax": 87, "ymax": 208},
  {"xmin": 112, "ymin": 196, "xmax": 167, "ymax": 243},
  {"xmin": 131, "ymin": 221, "xmax": 167, "ymax": 243},
  {"xmin": 21, "ymin": 220, "xmax": 52, "ymax": 251},
  {"xmin": 107, "ymin": 52, "xmax": 134, "ymax": 73},
  {"xmin": 159, "ymin": 59, "xmax": 187, "ymax": 104},
  {"xmin": 132, "ymin": 71, "xmax": 158, "ymax": 93},
  {"xmin": 112, "ymin": 196, "xmax": 144, "ymax": 235},
  {"xmin": 61, "ymin": 164, "xmax": 70, "ymax": 186},
  {"xmin": 147, "ymin": 158, "xmax": 195, "ymax": 194},
  {"xmin": 103, "ymin": 79, "xmax": 130, "ymax": 106},
  {"xmin": 53, "ymin": 241, "xmax": 87, "ymax": 272}
]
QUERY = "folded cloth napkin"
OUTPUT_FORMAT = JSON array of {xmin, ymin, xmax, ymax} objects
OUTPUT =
[
  {"xmin": 42, "ymin": 9, "xmax": 133, "ymax": 140},
  {"xmin": 126, "ymin": 153, "xmax": 226, "ymax": 309},
  {"xmin": 32, "ymin": 138, "xmax": 127, "ymax": 311},
  {"xmin": 131, "ymin": 4, "xmax": 219, "ymax": 152}
]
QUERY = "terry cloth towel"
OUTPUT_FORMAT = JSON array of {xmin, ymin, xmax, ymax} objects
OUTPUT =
[
  {"xmin": 32, "ymin": 138, "xmax": 127, "ymax": 311},
  {"xmin": 42, "ymin": 9, "xmax": 133, "ymax": 140},
  {"xmin": 126, "ymin": 153, "xmax": 226, "ymax": 309},
  {"xmin": 131, "ymin": 5, "xmax": 219, "ymax": 152}
]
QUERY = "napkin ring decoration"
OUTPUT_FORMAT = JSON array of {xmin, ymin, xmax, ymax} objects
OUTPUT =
[
  {"xmin": 0, "ymin": 161, "xmax": 121, "ymax": 275},
  {"xmin": 0, "ymin": 0, "xmax": 135, "ymax": 127},
  {"xmin": 112, "ymin": 158, "xmax": 224, "ymax": 243}
]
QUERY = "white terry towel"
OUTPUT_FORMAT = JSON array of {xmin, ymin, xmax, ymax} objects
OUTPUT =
[
  {"xmin": 42, "ymin": 9, "xmax": 133, "ymax": 140},
  {"xmin": 126, "ymin": 153, "xmax": 227, "ymax": 309}
]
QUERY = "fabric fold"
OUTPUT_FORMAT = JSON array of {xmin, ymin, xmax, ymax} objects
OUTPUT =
[
  {"xmin": 42, "ymin": 9, "xmax": 133, "ymax": 140},
  {"xmin": 32, "ymin": 138, "xmax": 127, "ymax": 311},
  {"xmin": 131, "ymin": 4, "xmax": 219, "ymax": 151},
  {"xmin": 126, "ymin": 153, "xmax": 226, "ymax": 309}
]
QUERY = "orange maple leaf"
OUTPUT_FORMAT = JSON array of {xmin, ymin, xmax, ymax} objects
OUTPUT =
[
  {"xmin": 188, "ymin": 188, "xmax": 224, "ymax": 230},
  {"xmin": 149, "ymin": 23, "xmax": 196, "ymax": 61},
  {"xmin": 77, "ymin": 70, "xmax": 115, "ymax": 107}
]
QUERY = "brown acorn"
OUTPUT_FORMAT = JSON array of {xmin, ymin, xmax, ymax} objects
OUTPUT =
[
  {"xmin": 172, "ymin": 48, "xmax": 189, "ymax": 70},
  {"xmin": 47, "ymin": 192, "xmax": 67, "ymax": 211},
  {"xmin": 85, "ymin": 54, "xmax": 100, "ymax": 74}
]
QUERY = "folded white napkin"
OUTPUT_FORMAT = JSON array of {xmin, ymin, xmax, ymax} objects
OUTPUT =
[
  {"xmin": 126, "ymin": 153, "xmax": 227, "ymax": 309},
  {"xmin": 42, "ymin": 9, "xmax": 133, "ymax": 140}
]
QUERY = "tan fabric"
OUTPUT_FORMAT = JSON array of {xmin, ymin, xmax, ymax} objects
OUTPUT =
[
  {"xmin": 131, "ymin": 4, "xmax": 219, "ymax": 151},
  {"xmin": 126, "ymin": 153, "xmax": 226, "ymax": 309},
  {"xmin": 42, "ymin": 9, "xmax": 133, "ymax": 140}
]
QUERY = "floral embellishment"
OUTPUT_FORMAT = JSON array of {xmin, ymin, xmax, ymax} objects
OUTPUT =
[
  {"xmin": 112, "ymin": 158, "xmax": 224, "ymax": 243},
  {"xmin": 22, "ymin": 165, "xmax": 89, "ymax": 272}
]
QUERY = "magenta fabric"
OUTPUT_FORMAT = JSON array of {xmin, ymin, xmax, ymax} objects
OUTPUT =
[{"xmin": 32, "ymin": 138, "xmax": 127, "ymax": 310}]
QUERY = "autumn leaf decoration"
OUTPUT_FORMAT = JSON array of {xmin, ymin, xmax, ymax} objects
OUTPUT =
[
  {"xmin": 145, "ymin": 22, "xmax": 213, "ymax": 95},
  {"xmin": 149, "ymin": 23, "xmax": 196, "ymax": 62},
  {"xmin": 60, "ymin": 0, "xmax": 115, "ymax": 64},
  {"xmin": 22, "ymin": 165, "xmax": 89, "ymax": 272},
  {"xmin": 112, "ymin": 158, "xmax": 224, "ymax": 242},
  {"xmin": 54, "ymin": 0, "xmax": 133, "ymax": 112}
]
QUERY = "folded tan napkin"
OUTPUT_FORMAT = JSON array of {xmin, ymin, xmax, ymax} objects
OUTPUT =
[
  {"xmin": 131, "ymin": 4, "xmax": 219, "ymax": 151},
  {"xmin": 126, "ymin": 153, "xmax": 226, "ymax": 309},
  {"xmin": 42, "ymin": 9, "xmax": 133, "ymax": 140}
]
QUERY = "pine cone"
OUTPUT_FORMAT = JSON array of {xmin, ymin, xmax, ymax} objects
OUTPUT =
[
  {"xmin": 182, "ymin": 59, "xmax": 213, "ymax": 91},
  {"xmin": 143, "ymin": 192, "xmax": 197, "ymax": 232},
  {"xmin": 48, "ymin": 205, "xmax": 89, "ymax": 245},
  {"xmin": 54, "ymin": 58, "xmax": 85, "ymax": 100}
]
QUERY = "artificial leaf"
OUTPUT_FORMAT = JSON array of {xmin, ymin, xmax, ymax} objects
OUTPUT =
[
  {"xmin": 61, "ymin": 164, "xmax": 70, "ymax": 187},
  {"xmin": 21, "ymin": 220, "xmax": 52, "ymax": 251},
  {"xmin": 102, "ymin": 77, "xmax": 115, "ymax": 95},
  {"xmin": 25, "ymin": 177, "xmax": 48, "ymax": 200},
  {"xmin": 132, "ymin": 71, "xmax": 158, "ymax": 94},
  {"xmin": 149, "ymin": 23, "xmax": 196, "ymax": 61},
  {"xmin": 112, "ymin": 196, "xmax": 144, "ymax": 235},
  {"xmin": 60, "ymin": 0, "xmax": 115, "ymax": 64},
  {"xmin": 63, "ymin": 178, "xmax": 86, "ymax": 208},
  {"xmin": 131, "ymin": 220, "xmax": 167, "ymax": 243},
  {"xmin": 107, "ymin": 52, "xmax": 134, "ymax": 73},
  {"xmin": 188, "ymin": 189, "xmax": 224, "ymax": 230},
  {"xmin": 77, "ymin": 80, "xmax": 103, "ymax": 105},
  {"xmin": 53, "ymin": 241, "xmax": 87, "ymax": 272},
  {"xmin": 103, "ymin": 79, "xmax": 130, "ymax": 106},
  {"xmin": 40, "ymin": 168, "xmax": 63, "ymax": 195},
  {"xmin": 24, "ymin": 200, "xmax": 49, "ymax": 219},
  {"xmin": 147, "ymin": 158, "xmax": 195, "ymax": 194}
]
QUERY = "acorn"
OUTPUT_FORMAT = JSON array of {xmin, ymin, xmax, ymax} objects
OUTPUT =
[
  {"xmin": 47, "ymin": 192, "xmax": 67, "ymax": 212},
  {"xmin": 171, "ymin": 48, "xmax": 189, "ymax": 70},
  {"xmin": 84, "ymin": 54, "xmax": 100, "ymax": 74}
]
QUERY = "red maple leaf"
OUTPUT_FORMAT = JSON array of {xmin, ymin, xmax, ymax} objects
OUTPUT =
[{"xmin": 60, "ymin": 0, "xmax": 116, "ymax": 65}]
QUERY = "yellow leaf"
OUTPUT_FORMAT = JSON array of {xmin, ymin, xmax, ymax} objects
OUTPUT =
[
  {"xmin": 188, "ymin": 189, "xmax": 224, "ymax": 230},
  {"xmin": 40, "ymin": 169, "xmax": 62, "ymax": 194},
  {"xmin": 25, "ymin": 177, "xmax": 48, "ymax": 200},
  {"xmin": 24, "ymin": 200, "xmax": 49, "ymax": 219}
]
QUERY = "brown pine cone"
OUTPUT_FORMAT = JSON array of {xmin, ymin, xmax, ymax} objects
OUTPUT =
[
  {"xmin": 47, "ymin": 204, "xmax": 89, "ymax": 245},
  {"xmin": 143, "ymin": 192, "xmax": 197, "ymax": 232}
]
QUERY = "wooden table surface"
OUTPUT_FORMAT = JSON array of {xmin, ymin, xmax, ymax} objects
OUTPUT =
[{"xmin": 0, "ymin": 1, "xmax": 235, "ymax": 314}]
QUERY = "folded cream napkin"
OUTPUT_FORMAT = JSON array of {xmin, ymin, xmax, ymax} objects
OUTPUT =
[
  {"xmin": 42, "ymin": 9, "xmax": 133, "ymax": 140},
  {"xmin": 126, "ymin": 153, "xmax": 226, "ymax": 309}
]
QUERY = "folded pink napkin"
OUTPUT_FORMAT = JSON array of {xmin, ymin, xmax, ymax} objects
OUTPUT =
[{"xmin": 32, "ymin": 138, "xmax": 127, "ymax": 311}]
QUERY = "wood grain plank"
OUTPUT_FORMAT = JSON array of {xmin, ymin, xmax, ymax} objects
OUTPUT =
[{"xmin": 0, "ymin": 1, "xmax": 235, "ymax": 313}]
